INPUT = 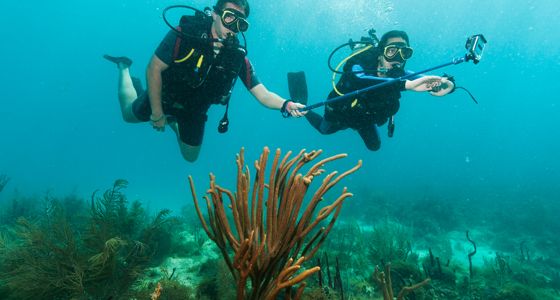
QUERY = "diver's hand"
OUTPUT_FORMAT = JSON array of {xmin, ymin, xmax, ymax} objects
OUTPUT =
[
  {"xmin": 405, "ymin": 76, "xmax": 444, "ymax": 92},
  {"xmin": 150, "ymin": 113, "xmax": 167, "ymax": 132},
  {"xmin": 281, "ymin": 100, "xmax": 307, "ymax": 118},
  {"xmin": 430, "ymin": 77, "xmax": 455, "ymax": 97},
  {"xmin": 287, "ymin": 101, "xmax": 307, "ymax": 117}
]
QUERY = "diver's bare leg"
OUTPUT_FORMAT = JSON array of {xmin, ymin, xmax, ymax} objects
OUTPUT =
[{"xmin": 117, "ymin": 64, "xmax": 141, "ymax": 123}]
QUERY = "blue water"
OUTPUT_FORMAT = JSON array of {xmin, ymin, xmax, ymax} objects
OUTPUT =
[{"xmin": 1, "ymin": 0, "xmax": 559, "ymax": 215}]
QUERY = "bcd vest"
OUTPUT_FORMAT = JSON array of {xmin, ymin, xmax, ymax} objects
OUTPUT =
[
  {"xmin": 161, "ymin": 13, "xmax": 246, "ymax": 111},
  {"xmin": 325, "ymin": 50, "xmax": 401, "ymax": 128}
]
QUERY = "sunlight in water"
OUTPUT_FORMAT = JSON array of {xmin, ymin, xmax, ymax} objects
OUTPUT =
[{"xmin": 261, "ymin": 0, "xmax": 396, "ymax": 41}]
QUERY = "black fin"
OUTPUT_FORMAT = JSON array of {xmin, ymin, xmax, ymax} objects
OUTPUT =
[
  {"xmin": 287, "ymin": 71, "xmax": 308, "ymax": 105},
  {"xmin": 103, "ymin": 54, "xmax": 133, "ymax": 68}
]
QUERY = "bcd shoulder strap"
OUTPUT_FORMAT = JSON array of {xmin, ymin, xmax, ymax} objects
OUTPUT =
[{"xmin": 172, "ymin": 14, "xmax": 212, "ymax": 61}]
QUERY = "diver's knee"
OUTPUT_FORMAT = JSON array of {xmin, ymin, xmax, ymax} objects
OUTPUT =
[
  {"xmin": 182, "ymin": 154, "xmax": 199, "ymax": 163},
  {"xmin": 179, "ymin": 143, "xmax": 201, "ymax": 162},
  {"xmin": 121, "ymin": 110, "xmax": 140, "ymax": 123},
  {"xmin": 366, "ymin": 142, "xmax": 381, "ymax": 151}
]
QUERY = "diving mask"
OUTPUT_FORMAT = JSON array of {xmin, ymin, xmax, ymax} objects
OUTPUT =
[
  {"xmin": 215, "ymin": 7, "xmax": 249, "ymax": 33},
  {"xmin": 383, "ymin": 43, "xmax": 414, "ymax": 62}
]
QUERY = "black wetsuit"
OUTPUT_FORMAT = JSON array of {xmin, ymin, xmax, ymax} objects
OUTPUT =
[
  {"xmin": 131, "ymin": 15, "xmax": 260, "ymax": 146},
  {"xmin": 305, "ymin": 49, "xmax": 405, "ymax": 151}
]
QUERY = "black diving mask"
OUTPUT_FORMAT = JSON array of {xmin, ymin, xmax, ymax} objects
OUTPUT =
[
  {"xmin": 383, "ymin": 43, "xmax": 414, "ymax": 62},
  {"xmin": 215, "ymin": 7, "xmax": 249, "ymax": 33}
]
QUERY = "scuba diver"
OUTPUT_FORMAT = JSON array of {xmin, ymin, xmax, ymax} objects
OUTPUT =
[
  {"xmin": 299, "ymin": 30, "xmax": 456, "ymax": 151},
  {"xmin": 104, "ymin": 0, "xmax": 305, "ymax": 162}
]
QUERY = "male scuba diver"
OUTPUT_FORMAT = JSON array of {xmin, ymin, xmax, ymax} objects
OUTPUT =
[
  {"xmin": 302, "ymin": 30, "xmax": 456, "ymax": 151},
  {"xmin": 104, "ymin": 0, "xmax": 305, "ymax": 162}
]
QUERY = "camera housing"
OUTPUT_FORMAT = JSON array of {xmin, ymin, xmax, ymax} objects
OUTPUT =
[{"xmin": 465, "ymin": 34, "xmax": 487, "ymax": 64}]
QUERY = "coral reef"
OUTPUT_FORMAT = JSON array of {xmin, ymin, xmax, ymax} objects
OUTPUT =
[
  {"xmin": 189, "ymin": 147, "xmax": 361, "ymax": 299},
  {"xmin": 129, "ymin": 273, "xmax": 195, "ymax": 300},
  {"xmin": 373, "ymin": 263, "xmax": 431, "ymax": 300},
  {"xmin": 2, "ymin": 160, "xmax": 560, "ymax": 299},
  {"xmin": 367, "ymin": 218, "xmax": 414, "ymax": 265},
  {"xmin": 0, "ymin": 180, "xmax": 175, "ymax": 299},
  {"xmin": 315, "ymin": 253, "xmax": 345, "ymax": 297},
  {"xmin": 488, "ymin": 282, "xmax": 537, "ymax": 300}
]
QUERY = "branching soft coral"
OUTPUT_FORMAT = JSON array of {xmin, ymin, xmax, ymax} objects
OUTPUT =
[
  {"xmin": 0, "ymin": 180, "xmax": 173, "ymax": 300},
  {"xmin": 0, "ymin": 217, "xmax": 86, "ymax": 299},
  {"xmin": 189, "ymin": 147, "xmax": 362, "ymax": 300}
]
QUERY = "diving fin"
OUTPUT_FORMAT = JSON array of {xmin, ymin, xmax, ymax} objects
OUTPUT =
[
  {"xmin": 103, "ymin": 54, "xmax": 133, "ymax": 68},
  {"xmin": 287, "ymin": 71, "xmax": 308, "ymax": 105}
]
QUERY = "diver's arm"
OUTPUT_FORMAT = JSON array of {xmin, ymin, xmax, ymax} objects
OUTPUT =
[
  {"xmin": 250, "ymin": 84, "xmax": 305, "ymax": 117},
  {"xmin": 146, "ymin": 55, "xmax": 169, "ymax": 129},
  {"xmin": 351, "ymin": 64, "xmax": 456, "ymax": 96}
]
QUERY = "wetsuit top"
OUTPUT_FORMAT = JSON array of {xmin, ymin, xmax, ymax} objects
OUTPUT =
[
  {"xmin": 325, "ymin": 48, "xmax": 405, "ymax": 129},
  {"xmin": 155, "ymin": 14, "xmax": 260, "ymax": 115}
]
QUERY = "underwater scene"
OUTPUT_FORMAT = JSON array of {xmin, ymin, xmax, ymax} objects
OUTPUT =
[{"xmin": 1, "ymin": 0, "xmax": 559, "ymax": 299}]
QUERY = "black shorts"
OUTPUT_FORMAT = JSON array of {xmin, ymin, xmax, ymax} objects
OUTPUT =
[{"xmin": 131, "ymin": 92, "xmax": 207, "ymax": 147}]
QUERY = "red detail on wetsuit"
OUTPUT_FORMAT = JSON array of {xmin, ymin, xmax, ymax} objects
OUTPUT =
[
  {"xmin": 244, "ymin": 57, "xmax": 252, "ymax": 87},
  {"xmin": 173, "ymin": 26, "xmax": 182, "ymax": 60}
]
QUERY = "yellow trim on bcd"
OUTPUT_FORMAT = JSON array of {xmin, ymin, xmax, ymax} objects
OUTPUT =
[
  {"xmin": 174, "ymin": 48, "xmax": 195, "ymax": 63},
  {"xmin": 332, "ymin": 45, "xmax": 373, "ymax": 96}
]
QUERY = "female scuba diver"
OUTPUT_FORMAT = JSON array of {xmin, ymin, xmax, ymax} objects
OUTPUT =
[{"xmin": 302, "ymin": 30, "xmax": 456, "ymax": 151}]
